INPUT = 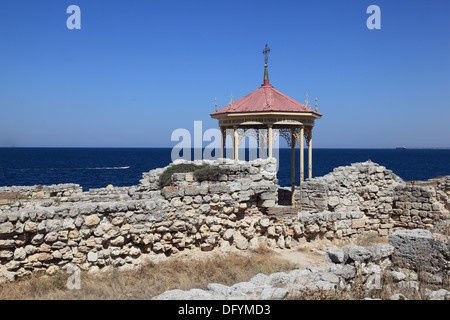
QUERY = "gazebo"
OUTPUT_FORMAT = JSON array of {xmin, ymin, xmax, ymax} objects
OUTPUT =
[{"xmin": 210, "ymin": 44, "xmax": 322, "ymax": 207}]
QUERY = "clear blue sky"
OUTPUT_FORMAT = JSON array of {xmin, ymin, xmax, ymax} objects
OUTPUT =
[{"xmin": 0, "ymin": 0, "xmax": 449, "ymax": 148}]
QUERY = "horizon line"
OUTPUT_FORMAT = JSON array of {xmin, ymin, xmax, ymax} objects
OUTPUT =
[{"xmin": 1, "ymin": 146, "xmax": 450, "ymax": 150}]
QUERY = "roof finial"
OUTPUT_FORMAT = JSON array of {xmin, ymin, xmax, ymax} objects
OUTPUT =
[
  {"xmin": 262, "ymin": 43, "xmax": 271, "ymax": 86},
  {"xmin": 305, "ymin": 93, "xmax": 309, "ymax": 108},
  {"xmin": 263, "ymin": 43, "xmax": 271, "ymax": 65},
  {"xmin": 315, "ymin": 97, "xmax": 318, "ymax": 112},
  {"xmin": 215, "ymin": 97, "xmax": 218, "ymax": 112},
  {"xmin": 228, "ymin": 94, "xmax": 234, "ymax": 110}
]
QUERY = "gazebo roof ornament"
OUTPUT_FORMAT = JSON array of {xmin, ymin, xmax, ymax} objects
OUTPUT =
[{"xmin": 262, "ymin": 43, "xmax": 271, "ymax": 87}]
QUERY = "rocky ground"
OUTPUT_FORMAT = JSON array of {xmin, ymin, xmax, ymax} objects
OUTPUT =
[{"xmin": 152, "ymin": 229, "xmax": 450, "ymax": 300}]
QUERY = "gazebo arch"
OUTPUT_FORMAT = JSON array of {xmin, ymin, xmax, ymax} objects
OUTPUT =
[{"xmin": 210, "ymin": 44, "xmax": 322, "ymax": 208}]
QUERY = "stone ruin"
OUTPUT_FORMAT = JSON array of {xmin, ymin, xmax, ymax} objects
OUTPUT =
[
  {"xmin": 0, "ymin": 158, "xmax": 449, "ymax": 299},
  {"xmin": 153, "ymin": 229, "xmax": 449, "ymax": 300}
]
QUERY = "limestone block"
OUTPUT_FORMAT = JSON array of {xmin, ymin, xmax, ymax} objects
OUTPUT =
[
  {"xmin": 343, "ymin": 244, "xmax": 372, "ymax": 262},
  {"xmin": 13, "ymin": 247, "xmax": 27, "ymax": 261},
  {"xmin": 267, "ymin": 226, "xmax": 276, "ymax": 237},
  {"xmin": 184, "ymin": 209, "xmax": 195, "ymax": 217},
  {"xmin": 161, "ymin": 187, "xmax": 184, "ymax": 199},
  {"xmin": 223, "ymin": 228, "xmax": 235, "ymax": 240},
  {"xmin": 328, "ymin": 196, "xmax": 340, "ymax": 209},
  {"xmin": 209, "ymin": 183, "xmax": 230, "ymax": 194},
  {"xmin": 233, "ymin": 232, "xmax": 248, "ymax": 250},
  {"xmin": 87, "ymin": 251, "xmax": 98, "ymax": 262},
  {"xmin": 84, "ymin": 215, "xmax": 100, "ymax": 227},
  {"xmin": 367, "ymin": 243, "xmax": 394, "ymax": 261},
  {"xmin": 259, "ymin": 218, "xmax": 270, "ymax": 228},
  {"xmin": 110, "ymin": 236, "xmax": 125, "ymax": 246},
  {"xmin": 37, "ymin": 253, "xmax": 53, "ymax": 261},
  {"xmin": 389, "ymin": 229, "xmax": 449, "ymax": 278},
  {"xmin": 24, "ymin": 221, "xmax": 38, "ymax": 233},
  {"xmin": 334, "ymin": 219, "xmax": 352, "ymax": 231},
  {"xmin": 0, "ymin": 240, "xmax": 15, "ymax": 249},
  {"xmin": 0, "ymin": 222, "xmax": 14, "ymax": 235},
  {"xmin": 228, "ymin": 182, "xmax": 242, "ymax": 192},
  {"xmin": 352, "ymin": 218, "xmax": 366, "ymax": 229},
  {"xmin": 326, "ymin": 249, "xmax": 345, "ymax": 264},
  {"xmin": 260, "ymin": 199, "xmax": 276, "ymax": 208},
  {"xmin": 305, "ymin": 224, "xmax": 319, "ymax": 234}
]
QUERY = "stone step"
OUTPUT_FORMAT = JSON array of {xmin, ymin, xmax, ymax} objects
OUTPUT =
[{"xmin": 266, "ymin": 206, "xmax": 299, "ymax": 216}]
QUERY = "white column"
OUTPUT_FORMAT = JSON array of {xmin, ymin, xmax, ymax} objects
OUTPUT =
[
  {"xmin": 268, "ymin": 125, "xmax": 273, "ymax": 158},
  {"xmin": 259, "ymin": 130, "xmax": 265, "ymax": 159},
  {"xmin": 300, "ymin": 126, "xmax": 304, "ymax": 184},
  {"xmin": 291, "ymin": 129, "xmax": 295, "ymax": 208},
  {"xmin": 234, "ymin": 127, "xmax": 239, "ymax": 160},
  {"xmin": 220, "ymin": 127, "xmax": 225, "ymax": 158},
  {"xmin": 308, "ymin": 130, "xmax": 312, "ymax": 179}
]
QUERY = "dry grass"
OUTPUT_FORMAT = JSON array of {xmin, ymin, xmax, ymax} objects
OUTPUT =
[
  {"xmin": 294, "ymin": 287, "xmax": 352, "ymax": 300},
  {"xmin": 354, "ymin": 232, "xmax": 388, "ymax": 247},
  {"xmin": 0, "ymin": 251, "xmax": 298, "ymax": 300},
  {"xmin": 431, "ymin": 219, "xmax": 450, "ymax": 237}
]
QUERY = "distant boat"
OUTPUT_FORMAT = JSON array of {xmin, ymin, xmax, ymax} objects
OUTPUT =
[{"xmin": 396, "ymin": 146, "xmax": 407, "ymax": 149}]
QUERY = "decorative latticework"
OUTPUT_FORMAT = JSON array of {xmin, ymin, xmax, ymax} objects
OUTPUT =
[
  {"xmin": 279, "ymin": 127, "xmax": 306, "ymax": 146},
  {"xmin": 304, "ymin": 126, "xmax": 312, "ymax": 143},
  {"xmin": 234, "ymin": 128, "xmax": 272, "ymax": 147}
]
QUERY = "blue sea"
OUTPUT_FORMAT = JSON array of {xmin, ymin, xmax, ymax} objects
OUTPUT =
[{"xmin": 0, "ymin": 148, "xmax": 449, "ymax": 190}]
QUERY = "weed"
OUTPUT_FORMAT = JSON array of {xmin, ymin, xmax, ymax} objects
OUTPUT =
[
  {"xmin": 158, "ymin": 163, "xmax": 228, "ymax": 187},
  {"xmin": 158, "ymin": 163, "xmax": 205, "ymax": 187}
]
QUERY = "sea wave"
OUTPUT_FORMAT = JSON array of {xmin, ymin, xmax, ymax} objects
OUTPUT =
[{"xmin": 85, "ymin": 166, "xmax": 130, "ymax": 170}]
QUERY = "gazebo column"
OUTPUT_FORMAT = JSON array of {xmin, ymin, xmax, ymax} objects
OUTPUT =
[
  {"xmin": 233, "ymin": 126, "xmax": 239, "ymax": 160},
  {"xmin": 220, "ymin": 126, "xmax": 225, "ymax": 158},
  {"xmin": 299, "ymin": 126, "xmax": 304, "ymax": 211},
  {"xmin": 290, "ymin": 128, "xmax": 296, "ymax": 207},
  {"xmin": 308, "ymin": 128, "xmax": 313, "ymax": 179},
  {"xmin": 300, "ymin": 126, "xmax": 304, "ymax": 183},
  {"xmin": 268, "ymin": 125, "xmax": 273, "ymax": 158},
  {"xmin": 259, "ymin": 130, "xmax": 265, "ymax": 159}
]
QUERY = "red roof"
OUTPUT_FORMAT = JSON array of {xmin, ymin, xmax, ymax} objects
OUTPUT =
[{"xmin": 211, "ymin": 82, "xmax": 322, "ymax": 117}]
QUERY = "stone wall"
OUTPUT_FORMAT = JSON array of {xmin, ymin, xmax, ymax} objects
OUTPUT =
[
  {"xmin": 0, "ymin": 158, "xmax": 448, "ymax": 283},
  {"xmin": 288, "ymin": 161, "xmax": 449, "ymax": 231},
  {"xmin": 392, "ymin": 185, "xmax": 447, "ymax": 230},
  {"xmin": 0, "ymin": 184, "xmax": 82, "ymax": 206},
  {"xmin": 0, "ymin": 158, "xmax": 280, "ymax": 282},
  {"xmin": 436, "ymin": 176, "xmax": 450, "ymax": 212},
  {"xmin": 297, "ymin": 161, "xmax": 404, "ymax": 212}
]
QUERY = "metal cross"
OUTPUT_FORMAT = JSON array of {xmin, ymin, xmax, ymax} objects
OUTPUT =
[
  {"xmin": 228, "ymin": 94, "xmax": 234, "ymax": 109},
  {"xmin": 262, "ymin": 43, "xmax": 271, "ymax": 65}
]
